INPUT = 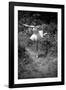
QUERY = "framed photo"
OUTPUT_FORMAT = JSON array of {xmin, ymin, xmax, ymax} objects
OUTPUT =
[{"xmin": 9, "ymin": 2, "xmax": 64, "ymax": 88}]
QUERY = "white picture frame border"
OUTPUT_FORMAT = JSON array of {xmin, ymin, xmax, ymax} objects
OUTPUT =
[{"xmin": 14, "ymin": 6, "xmax": 62, "ymax": 84}]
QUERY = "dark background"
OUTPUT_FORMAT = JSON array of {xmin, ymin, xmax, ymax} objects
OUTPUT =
[{"xmin": 18, "ymin": 10, "xmax": 57, "ymax": 25}]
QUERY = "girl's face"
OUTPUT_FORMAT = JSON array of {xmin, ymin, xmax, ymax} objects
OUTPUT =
[{"xmin": 33, "ymin": 27, "xmax": 37, "ymax": 31}]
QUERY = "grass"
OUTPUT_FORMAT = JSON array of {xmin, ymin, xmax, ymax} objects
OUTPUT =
[{"xmin": 18, "ymin": 40, "xmax": 57, "ymax": 79}]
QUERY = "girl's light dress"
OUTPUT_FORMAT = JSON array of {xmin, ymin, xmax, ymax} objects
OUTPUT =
[{"xmin": 30, "ymin": 30, "xmax": 44, "ymax": 41}]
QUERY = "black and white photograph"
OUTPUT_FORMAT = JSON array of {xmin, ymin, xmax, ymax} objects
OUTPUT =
[
  {"xmin": 18, "ymin": 11, "xmax": 57, "ymax": 79},
  {"xmin": 9, "ymin": 2, "xmax": 64, "ymax": 88}
]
